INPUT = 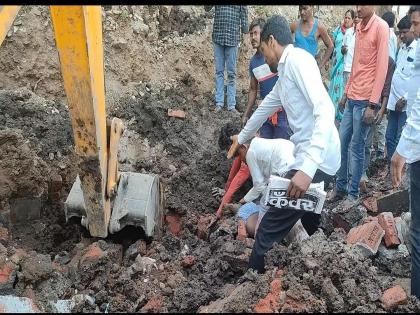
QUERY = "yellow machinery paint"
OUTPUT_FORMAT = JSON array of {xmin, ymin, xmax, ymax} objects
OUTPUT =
[
  {"xmin": 0, "ymin": 6, "xmax": 21, "ymax": 45},
  {"xmin": 0, "ymin": 6, "xmax": 162, "ymax": 238},
  {"xmin": 50, "ymin": 6, "xmax": 110, "ymax": 237}
]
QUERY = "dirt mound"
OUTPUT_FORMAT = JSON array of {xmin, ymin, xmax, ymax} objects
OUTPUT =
[
  {"xmin": 158, "ymin": 6, "xmax": 209, "ymax": 38},
  {"xmin": 0, "ymin": 129, "xmax": 49, "ymax": 202},
  {"xmin": 0, "ymin": 88, "xmax": 73, "ymax": 158},
  {"xmin": 264, "ymin": 230, "xmax": 420, "ymax": 312}
]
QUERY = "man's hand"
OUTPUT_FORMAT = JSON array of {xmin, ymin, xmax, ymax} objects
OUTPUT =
[
  {"xmin": 287, "ymin": 171, "xmax": 312, "ymax": 199},
  {"xmin": 241, "ymin": 115, "xmax": 249, "ymax": 128},
  {"xmin": 391, "ymin": 152, "xmax": 406, "ymax": 188},
  {"xmin": 239, "ymin": 198, "xmax": 246, "ymax": 204},
  {"xmin": 363, "ymin": 106, "xmax": 376, "ymax": 125},
  {"xmin": 395, "ymin": 98, "xmax": 406, "ymax": 112},
  {"xmin": 227, "ymin": 135, "xmax": 240, "ymax": 159},
  {"xmin": 341, "ymin": 45, "xmax": 348, "ymax": 55},
  {"xmin": 374, "ymin": 107, "xmax": 386, "ymax": 125},
  {"xmin": 212, "ymin": 187, "xmax": 226, "ymax": 198}
]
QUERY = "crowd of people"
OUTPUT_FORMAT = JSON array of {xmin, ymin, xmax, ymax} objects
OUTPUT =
[{"xmin": 210, "ymin": 5, "xmax": 420, "ymax": 299}]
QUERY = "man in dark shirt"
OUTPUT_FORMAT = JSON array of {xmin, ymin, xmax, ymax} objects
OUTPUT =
[
  {"xmin": 212, "ymin": 6, "xmax": 248, "ymax": 113},
  {"xmin": 242, "ymin": 18, "xmax": 289, "ymax": 140}
]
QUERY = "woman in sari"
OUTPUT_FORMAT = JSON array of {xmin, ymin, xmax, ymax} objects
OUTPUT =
[{"xmin": 328, "ymin": 9, "xmax": 355, "ymax": 127}]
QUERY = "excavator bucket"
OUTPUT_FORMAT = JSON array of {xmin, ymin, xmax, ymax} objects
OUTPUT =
[
  {"xmin": 65, "ymin": 172, "xmax": 163, "ymax": 238},
  {"xmin": 50, "ymin": 6, "xmax": 163, "ymax": 238}
]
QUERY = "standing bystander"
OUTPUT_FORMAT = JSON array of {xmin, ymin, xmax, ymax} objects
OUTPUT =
[
  {"xmin": 391, "ymin": 5, "xmax": 420, "ymax": 300},
  {"xmin": 333, "ymin": 5, "xmax": 389, "ymax": 205},
  {"xmin": 290, "ymin": 5, "xmax": 334, "ymax": 71},
  {"xmin": 386, "ymin": 15, "xmax": 417, "ymax": 171},
  {"xmin": 212, "ymin": 5, "xmax": 248, "ymax": 113}
]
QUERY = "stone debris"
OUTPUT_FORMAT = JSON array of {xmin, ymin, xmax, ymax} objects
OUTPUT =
[
  {"xmin": 167, "ymin": 109, "xmax": 186, "ymax": 119},
  {"xmin": 377, "ymin": 190, "xmax": 409, "ymax": 215},
  {"xmin": 346, "ymin": 221, "xmax": 385, "ymax": 256},
  {"xmin": 380, "ymin": 285, "xmax": 408, "ymax": 310},
  {"xmin": 378, "ymin": 212, "xmax": 401, "ymax": 248}
]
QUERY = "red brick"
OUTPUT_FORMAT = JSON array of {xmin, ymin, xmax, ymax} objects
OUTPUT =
[
  {"xmin": 280, "ymin": 296, "xmax": 309, "ymax": 313},
  {"xmin": 141, "ymin": 296, "xmax": 163, "ymax": 313},
  {"xmin": 80, "ymin": 243, "xmax": 104, "ymax": 265},
  {"xmin": 362, "ymin": 216, "xmax": 378, "ymax": 224},
  {"xmin": 181, "ymin": 255, "xmax": 196, "ymax": 268},
  {"xmin": 237, "ymin": 220, "xmax": 247, "ymax": 241},
  {"xmin": 165, "ymin": 214, "xmax": 182, "ymax": 236},
  {"xmin": 0, "ymin": 260, "xmax": 16, "ymax": 294},
  {"xmin": 347, "ymin": 221, "xmax": 385, "ymax": 255},
  {"xmin": 378, "ymin": 212, "xmax": 401, "ymax": 248},
  {"xmin": 362, "ymin": 197, "xmax": 378, "ymax": 213},
  {"xmin": 380, "ymin": 285, "xmax": 407, "ymax": 310},
  {"xmin": 0, "ymin": 228, "xmax": 8, "ymax": 242},
  {"xmin": 167, "ymin": 109, "xmax": 186, "ymax": 119},
  {"xmin": 254, "ymin": 278, "xmax": 282, "ymax": 313}
]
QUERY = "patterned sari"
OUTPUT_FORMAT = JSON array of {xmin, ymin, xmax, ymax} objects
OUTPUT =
[{"xmin": 328, "ymin": 24, "xmax": 347, "ymax": 122}]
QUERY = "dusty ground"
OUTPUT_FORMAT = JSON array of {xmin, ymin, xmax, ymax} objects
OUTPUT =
[{"xmin": 0, "ymin": 5, "xmax": 417, "ymax": 313}]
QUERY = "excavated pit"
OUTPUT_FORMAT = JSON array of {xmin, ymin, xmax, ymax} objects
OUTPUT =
[{"xmin": 1, "ymin": 83, "xmax": 419, "ymax": 313}]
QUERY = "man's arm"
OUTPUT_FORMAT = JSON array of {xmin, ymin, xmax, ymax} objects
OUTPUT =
[
  {"xmin": 243, "ymin": 148, "xmax": 266, "ymax": 203},
  {"xmin": 318, "ymin": 24, "xmax": 334, "ymax": 69},
  {"xmin": 369, "ymin": 24, "xmax": 389, "ymax": 104},
  {"xmin": 225, "ymin": 156, "xmax": 242, "ymax": 191},
  {"xmin": 242, "ymin": 76, "xmax": 258, "ymax": 126},
  {"xmin": 392, "ymin": 92, "xmax": 420, "ymax": 186},
  {"xmin": 376, "ymin": 57, "xmax": 396, "ymax": 124},
  {"xmin": 290, "ymin": 21, "xmax": 297, "ymax": 34},
  {"xmin": 238, "ymin": 85, "xmax": 282, "ymax": 144}
]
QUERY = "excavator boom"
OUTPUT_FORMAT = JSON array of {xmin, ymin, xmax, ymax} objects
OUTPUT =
[{"xmin": 1, "ymin": 5, "xmax": 162, "ymax": 239}]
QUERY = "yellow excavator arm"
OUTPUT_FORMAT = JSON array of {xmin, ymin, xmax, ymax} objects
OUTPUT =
[{"xmin": 0, "ymin": 5, "xmax": 162, "ymax": 238}]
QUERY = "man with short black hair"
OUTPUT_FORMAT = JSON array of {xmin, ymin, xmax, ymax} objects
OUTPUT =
[
  {"xmin": 242, "ymin": 17, "xmax": 289, "ymax": 140},
  {"xmin": 382, "ymin": 11, "xmax": 398, "ymax": 61},
  {"xmin": 290, "ymin": 5, "xmax": 334, "ymax": 71},
  {"xmin": 229, "ymin": 15, "xmax": 340, "ymax": 273},
  {"xmin": 391, "ymin": 5, "xmax": 420, "ymax": 300}
]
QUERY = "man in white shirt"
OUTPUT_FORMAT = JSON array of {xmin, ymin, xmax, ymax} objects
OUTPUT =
[
  {"xmin": 382, "ymin": 11, "xmax": 398, "ymax": 62},
  {"xmin": 228, "ymin": 15, "xmax": 340, "ymax": 273},
  {"xmin": 391, "ymin": 5, "xmax": 420, "ymax": 300},
  {"xmin": 386, "ymin": 15, "xmax": 417, "ymax": 167},
  {"xmin": 233, "ymin": 137, "xmax": 295, "ymax": 240}
]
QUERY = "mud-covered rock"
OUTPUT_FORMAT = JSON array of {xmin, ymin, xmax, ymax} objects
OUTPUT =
[{"xmin": 20, "ymin": 251, "xmax": 53, "ymax": 283}]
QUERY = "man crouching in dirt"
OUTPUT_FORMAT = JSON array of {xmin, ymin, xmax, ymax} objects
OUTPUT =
[
  {"xmin": 228, "ymin": 137, "xmax": 308, "ymax": 245},
  {"xmin": 229, "ymin": 15, "xmax": 340, "ymax": 273}
]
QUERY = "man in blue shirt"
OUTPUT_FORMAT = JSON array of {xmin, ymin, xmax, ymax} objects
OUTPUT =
[{"xmin": 242, "ymin": 18, "xmax": 290, "ymax": 140}]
